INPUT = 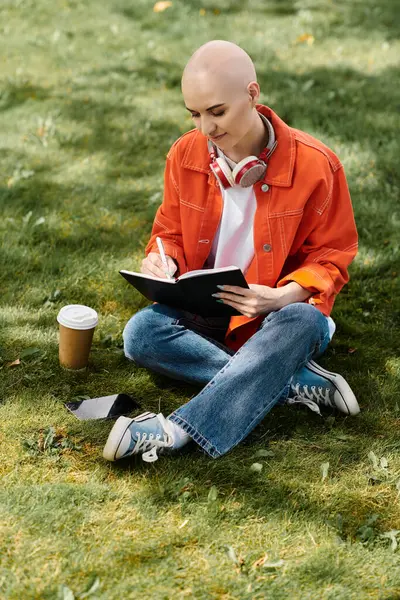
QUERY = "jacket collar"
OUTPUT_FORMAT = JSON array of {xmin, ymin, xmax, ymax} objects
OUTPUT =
[{"xmin": 181, "ymin": 104, "xmax": 296, "ymax": 188}]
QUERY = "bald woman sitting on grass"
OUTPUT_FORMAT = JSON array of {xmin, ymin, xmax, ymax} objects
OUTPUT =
[{"xmin": 103, "ymin": 40, "xmax": 359, "ymax": 464}]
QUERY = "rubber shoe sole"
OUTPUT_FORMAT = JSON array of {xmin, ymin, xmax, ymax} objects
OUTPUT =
[
  {"xmin": 103, "ymin": 416, "xmax": 134, "ymax": 462},
  {"xmin": 307, "ymin": 360, "xmax": 360, "ymax": 415}
]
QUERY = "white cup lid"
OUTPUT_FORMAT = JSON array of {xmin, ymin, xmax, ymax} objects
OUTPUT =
[{"xmin": 57, "ymin": 304, "xmax": 98, "ymax": 330}]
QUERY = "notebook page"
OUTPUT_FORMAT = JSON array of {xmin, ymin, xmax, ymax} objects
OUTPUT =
[{"xmin": 178, "ymin": 265, "xmax": 240, "ymax": 280}]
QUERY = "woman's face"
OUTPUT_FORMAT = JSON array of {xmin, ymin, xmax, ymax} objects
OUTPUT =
[{"xmin": 182, "ymin": 72, "xmax": 257, "ymax": 152}]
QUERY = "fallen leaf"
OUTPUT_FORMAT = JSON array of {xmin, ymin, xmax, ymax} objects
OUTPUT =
[
  {"xmin": 226, "ymin": 545, "xmax": 239, "ymax": 565},
  {"xmin": 254, "ymin": 449, "xmax": 274, "ymax": 458},
  {"xmin": 153, "ymin": 1, "xmax": 172, "ymax": 12},
  {"xmin": 20, "ymin": 347, "xmax": 42, "ymax": 360},
  {"xmin": 302, "ymin": 79, "xmax": 315, "ymax": 91},
  {"xmin": 380, "ymin": 457, "xmax": 388, "ymax": 469},
  {"xmin": 334, "ymin": 433, "xmax": 353, "ymax": 441},
  {"xmin": 252, "ymin": 553, "xmax": 269, "ymax": 568},
  {"xmin": 199, "ymin": 8, "xmax": 206, "ymax": 15},
  {"xmin": 380, "ymin": 530, "xmax": 400, "ymax": 552},
  {"xmin": 178, "ymin": 519, "xmax": 189, "ymax": 529},
  {"xmin": 59, "ymin": 585, "xmax": 75, "ymax": 600},
  {"xmin": 207, "ymin": 485, "xmax": 218, "ymax": 502},
  {"xmin": 295, "ymin": 33, "xmax": 314, "ymax": 46},
  {"xmin": 347, "ymin": 347, "xmax": 357, "ymax": 354},
  {"xmin": 225, "ymin": 545, "xmax": 245, "ymax": 570},
  {"xmin": 250, "ymin": 462, "xmax": 263, "ymax": 473},
  {"xmin": 263, "ymin": 559, "xmax": 285, "ymax": 569},
  {"xmin": 368, "ymin": 451, "xmax": 379, "ymax": 469},
  {"xmin": 6, "ymin": 358, "xmax": 21, "ymax": 367},
  {"xmin": 320, "ymin": 461, "xmax": 329, "ymax": 481},
  {"xmin": 80, "ymin": 576, "xmax": 100, "ymax": 598},
  {"xmin": 22, "ymin": 211, "xmax": 33, "ymax": 225}
]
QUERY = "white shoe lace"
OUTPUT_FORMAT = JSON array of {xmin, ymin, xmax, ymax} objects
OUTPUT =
[
  {"xmin": 287, "ymin": 383, "xmax": 333, "ymax": 416},
  {"xmin": 132, "ymin": 413, "xmax": 174, "ymax": 463}
]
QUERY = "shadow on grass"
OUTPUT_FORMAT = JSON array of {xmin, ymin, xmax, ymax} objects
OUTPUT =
[
  {"xmin": 104, "ymin": 408, "xmax": 397, "ymax": 544},
  {"xmin": 334, "ymin": 0, "xmax": 400, "ymax": 41},
  {"xmin": 258, "ymin": 64, "xmax": 400, "ymax": 143},
  {"xmin": 54, "ymin": 98, "xmax": 183, "ymax": 176},
  {"xmin": 0, "ymin": 80, "xmax": 51, "ymax": 112}
]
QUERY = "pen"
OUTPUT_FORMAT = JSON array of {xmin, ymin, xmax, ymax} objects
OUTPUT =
[{"xmin": 156, "ymin": 236, "xmax": 173, "ymax": 279}]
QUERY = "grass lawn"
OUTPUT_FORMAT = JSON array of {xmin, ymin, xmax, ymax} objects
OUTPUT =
[{"xmin": 1, "ymin": 0, "xmax": 400, "ymax": 598}]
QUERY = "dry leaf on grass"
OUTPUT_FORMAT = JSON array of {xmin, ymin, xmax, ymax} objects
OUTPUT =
[
  {"xmin": 295, "ymin": 33, "xmax": 314, "ymax": 46},
  {"xmin": 6, "ymin": 358, "xmax": 21, "ymax": 367},
  {"xmin": 252, "ymin": 553, "xmax": 269, "ymax": 568},
  {"xmin": 250, "ymin": 462, "xmax": 263, "ymax": 473},
  {"xmin": 153, "ymin": 1, "xmax": 172, "ymax": 12}
]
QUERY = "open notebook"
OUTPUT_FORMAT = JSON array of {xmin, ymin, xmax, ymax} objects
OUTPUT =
[{"xmin": 120, "ymin": 265, "xmax": 249, "ymax": 317}]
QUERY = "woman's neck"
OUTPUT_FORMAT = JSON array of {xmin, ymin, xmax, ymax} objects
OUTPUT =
[{"xmin": 225, "ymin": 112, "xmax": 269, "ymax": 163}]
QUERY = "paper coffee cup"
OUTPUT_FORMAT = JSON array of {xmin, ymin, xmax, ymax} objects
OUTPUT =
[{"xmin": 57, "ymin": 305, "xmax": 98, "ymax": 370}]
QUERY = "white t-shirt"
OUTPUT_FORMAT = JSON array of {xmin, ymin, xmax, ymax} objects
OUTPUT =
[
  {"xmin": 206, "ymin": 151, "xmax": 257, "ymax": 274},
  {"xmin": 205, "ymin": 149, "xmax": 336, "ymax": 340}
]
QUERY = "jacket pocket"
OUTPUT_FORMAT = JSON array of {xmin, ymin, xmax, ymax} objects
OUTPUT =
[{"xmin": 269, "ymin": 208, "xmax": 304, "ymax": 257}]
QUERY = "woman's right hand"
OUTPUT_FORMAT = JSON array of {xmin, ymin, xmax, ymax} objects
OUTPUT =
[{"xmin": 141, "ymin": 252, "xmax": 178, "ymax": 279}]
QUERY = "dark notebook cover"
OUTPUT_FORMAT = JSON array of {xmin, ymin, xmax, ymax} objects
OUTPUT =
[{"xmin": 119, "ymin": 266, "xmax": 249, "ymax": 317}]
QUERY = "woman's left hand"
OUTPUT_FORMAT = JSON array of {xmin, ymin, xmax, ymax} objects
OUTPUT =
[{"xmin": 213, "ymin": 284, "xmax": 285, "ymax": 318}]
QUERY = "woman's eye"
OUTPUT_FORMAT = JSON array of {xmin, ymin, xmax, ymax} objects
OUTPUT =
[{"xmin": 190, "ymin": 111, "xmax": 225, "ymax": 118}]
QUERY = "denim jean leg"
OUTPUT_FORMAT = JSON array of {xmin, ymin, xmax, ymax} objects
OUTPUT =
[
  {"xmin": 169, "ymin": 303, "xmax": 330, "ymax": 458},
  {"xmin": 123, "ymin": 304, "xmax": 232, "ymax": 386}
]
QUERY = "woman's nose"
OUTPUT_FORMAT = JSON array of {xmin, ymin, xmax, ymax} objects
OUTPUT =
[{"xmin": 200, "ymin": 116, "xmax": 216, "ymax": 137}]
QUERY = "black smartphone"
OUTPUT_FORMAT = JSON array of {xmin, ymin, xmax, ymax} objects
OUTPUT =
[{"xmin": 65, "ymin": 393, "xmax": 140, "ymax": 421}]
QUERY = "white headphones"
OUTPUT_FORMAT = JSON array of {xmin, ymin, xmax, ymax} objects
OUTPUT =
[{"xmin": 207, "ymin": 113, "xmax": 277, "ymax": 189}]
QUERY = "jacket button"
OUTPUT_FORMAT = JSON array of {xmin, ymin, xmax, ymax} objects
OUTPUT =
[
  {"xmin": 261, "ymin": 184, "xmax": 270, "ymax": 192},
  {"xmin": 263, "ymin": 243, "xmax": 272, "ymax": 252}
]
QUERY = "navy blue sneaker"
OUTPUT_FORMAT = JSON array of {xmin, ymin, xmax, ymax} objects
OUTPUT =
[
  {"xmin": 103, "ymin": 412, "xmax": 174, "ymax": 462},
  {"xmin": 287, "ymin": 360, "xmax": 360, "ymax": 416}
]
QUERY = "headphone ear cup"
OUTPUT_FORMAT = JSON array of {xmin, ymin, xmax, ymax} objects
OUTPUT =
[
  {"xmin": 232, "ymin": 156, "xmax": 258, "ymax": 180},
  {"xmin": 210, "ymin": 159, "xmax": 233, "ymax": 189},
  {"xmin": 215, "ymin": 157, "xmax": 235, "ymax": 187},
  {"xmin": 233, "ymin": 156, "xmax": 266, "ymax": 187}
]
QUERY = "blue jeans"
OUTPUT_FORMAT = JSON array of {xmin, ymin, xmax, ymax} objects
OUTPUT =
[{"xmin": 123, "ymin": 303, "xmax": 330, "ymax": 458}]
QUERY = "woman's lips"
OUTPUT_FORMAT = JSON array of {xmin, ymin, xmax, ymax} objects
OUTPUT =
[{"xmin": 210, "ymin": 133, "xmax": 226, "ymax": 142}]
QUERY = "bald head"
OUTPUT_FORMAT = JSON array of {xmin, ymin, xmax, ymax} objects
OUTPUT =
[
  {"xmin": 182, "ymin": 40, "xmax": 257, "ymax": 95},
  {"xmin": 181, "ymin": 41, "xmax": 265, "ymax": 158}
]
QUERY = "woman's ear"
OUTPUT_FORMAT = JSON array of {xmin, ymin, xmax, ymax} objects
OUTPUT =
[{"xmin": 247, "ymin": 81, "xmax": 260, "ymax": 107}]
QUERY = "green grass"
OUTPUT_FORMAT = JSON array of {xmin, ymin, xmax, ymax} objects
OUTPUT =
[{"xmin": 1, "ymin": 0, "xmax": 400, "ymax": 598}]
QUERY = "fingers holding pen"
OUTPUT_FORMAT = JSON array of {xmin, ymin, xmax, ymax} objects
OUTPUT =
[
  {"xmin": 141, "ymin": 252, "xmax": 177, "ymax": 279},
  {"xmin": 164, "ymin": 255, "xmax": 178, "ymax": 278}
]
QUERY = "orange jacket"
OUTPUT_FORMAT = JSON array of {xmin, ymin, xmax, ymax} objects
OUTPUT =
[{"xmin": 146, "ymin": 105, "xmax": 358, "ymax": 351}]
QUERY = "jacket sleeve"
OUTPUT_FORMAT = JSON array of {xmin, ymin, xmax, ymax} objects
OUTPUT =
[
  {"xmin": 145, "ymin": 149, "xmax": 188, "ymax": 276},
  {"xmin": 276, "ymin": 164, "xmax": 358, "ymax": 312}
]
